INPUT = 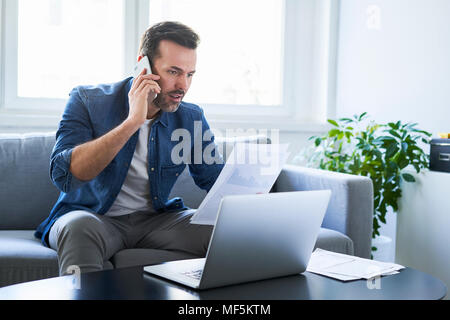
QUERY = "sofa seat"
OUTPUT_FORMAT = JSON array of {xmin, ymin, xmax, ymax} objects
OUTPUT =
[
  {"xmin": 0, "ymin": 227, "xmax": 353, "ymax": 287},
  {"xmin": 0, "ymin": 231, "xmax": 58, "ymax": 287}
]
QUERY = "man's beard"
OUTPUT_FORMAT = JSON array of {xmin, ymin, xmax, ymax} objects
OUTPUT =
[{"xmin": 153, "ymin": 90, "xmax": 185, "ymax": 113}]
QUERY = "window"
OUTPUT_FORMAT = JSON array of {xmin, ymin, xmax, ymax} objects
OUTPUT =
[
  {"xmin": 17, "ymin": 0, "xmax": 124, "ymax": 99},
  {"xmin": 149, "ymin": 0, "xmax": 284, "ymax": 107}
]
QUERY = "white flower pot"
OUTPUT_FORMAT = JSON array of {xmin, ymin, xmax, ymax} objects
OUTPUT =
[{"xmin": 372, "ymin": 235, "xmax": 393, "ymax": 262}]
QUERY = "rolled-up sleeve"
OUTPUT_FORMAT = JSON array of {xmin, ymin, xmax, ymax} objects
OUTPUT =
[{"xmin": 50, "ymin": 87, "xmax": 94, "ymax": 193}]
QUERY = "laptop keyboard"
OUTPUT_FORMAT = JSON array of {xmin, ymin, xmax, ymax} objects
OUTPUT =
[{"xmin": 181, "ymin": 269, "xmax": 203, "ymax": 280}]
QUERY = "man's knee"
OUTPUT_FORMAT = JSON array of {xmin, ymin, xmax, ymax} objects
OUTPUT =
[
  {"xmin": 51, "ymin": 211, "xmax": 104, "ymax": 248},
  {"xmin": 50, "ymin": 211, "xmax": 111, "ymax": 275}
]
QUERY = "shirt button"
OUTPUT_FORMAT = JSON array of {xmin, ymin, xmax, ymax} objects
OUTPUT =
[
  {"xmin": 151, "ymin": 137, "xmax": 154, "ymax": 141},
  {"xmin": 151, "ymin": 167, "xmax": 155, "ymax": 171},
  {"xmin": 175, "ymin": 173, "xmax": 179, "ymax": 177},
  {"xmin": 154, "ymin": 197, "xmax": 158, "ymax": 200}
]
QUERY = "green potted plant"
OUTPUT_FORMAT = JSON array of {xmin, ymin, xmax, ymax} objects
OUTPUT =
[{"xmin": 299, "ymin": 112, "xmax": 432, "ymax": 256}]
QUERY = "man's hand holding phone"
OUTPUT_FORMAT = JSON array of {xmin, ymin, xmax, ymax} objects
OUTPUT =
[{"xmin": 127, "ymin": 68, "xmax": 161, "ymax": 128}]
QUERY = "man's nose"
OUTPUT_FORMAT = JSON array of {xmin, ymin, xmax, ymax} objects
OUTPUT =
[{"xmin": 176, "ymin": 75, "xmax": 189, "ymax": 91}]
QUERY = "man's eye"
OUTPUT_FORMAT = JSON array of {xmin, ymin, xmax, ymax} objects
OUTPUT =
[{"xmin": 168, "ymin": 70, "xmax": 177, "ymax": 75}]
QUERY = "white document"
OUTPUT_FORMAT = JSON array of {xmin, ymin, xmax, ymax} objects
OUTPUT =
[
  {"xmin": 307, "ymin": 249, "xmax": 404, "ymax": 281},
  {"xmin": 190, "ymin": 143, "xmax": 290, "ymax": 225}
]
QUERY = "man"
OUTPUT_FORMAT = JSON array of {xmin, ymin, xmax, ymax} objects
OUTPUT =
[{"xmin": 35, "ymin": 21, "xmax": 224, "ymax": 276}]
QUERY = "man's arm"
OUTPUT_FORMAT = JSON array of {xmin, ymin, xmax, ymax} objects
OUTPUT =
[
  {"xmin": 69, "ymin": 119, "xmax": 140, "ymax": 181},
  {"xmin": 69, "ymin": 70, "xmax": 161, "ymax": 182}
]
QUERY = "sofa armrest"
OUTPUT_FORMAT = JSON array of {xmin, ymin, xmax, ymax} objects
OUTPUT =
[{"xmin": 274, "ymin": 164, "xmax": 373, "ymax": 258}]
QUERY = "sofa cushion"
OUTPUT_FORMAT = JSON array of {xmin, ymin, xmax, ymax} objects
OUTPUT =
[
  {"xmin": 0, "ymin": 230, "xmax": 59, "ymax": 287},
  {"xmin": 0, "ymin": 133, "xmax": 59, "ymax": 229},
  {"xmin": 314, "ymin": 228, "xmax": 354, "ymax": 255}
]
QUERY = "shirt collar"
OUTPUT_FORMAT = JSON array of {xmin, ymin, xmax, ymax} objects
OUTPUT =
[{"xmin": 155, "ymin": 112, "xmax": 169, "ymax": 128}]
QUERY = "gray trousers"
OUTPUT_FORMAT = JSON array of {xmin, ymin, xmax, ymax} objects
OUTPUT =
[{"xmin": 49, "ymin": 209, "xmax": 213, "ymax": 276}]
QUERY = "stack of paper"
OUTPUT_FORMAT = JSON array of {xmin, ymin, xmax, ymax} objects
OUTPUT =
[{"xmin": 306, "ymin": 248, "xmax": 405, "ymax": 281}]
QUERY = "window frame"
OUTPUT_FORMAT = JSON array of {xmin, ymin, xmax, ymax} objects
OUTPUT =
[{"xmin": 0, "ymin": 0, "xmax": 340, "ymax": 133}]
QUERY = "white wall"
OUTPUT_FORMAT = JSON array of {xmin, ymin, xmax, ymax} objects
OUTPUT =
[
  {"xmin": 396, "ymin": 170, "xmax": 450, "ymax": 299},
  {"xmin": 335, "ymin": 0, "xmax": 450, "ymax": 260},
  {"xmin": 336, "ymin": 0, "xmax": 450, "ymax": 134}
]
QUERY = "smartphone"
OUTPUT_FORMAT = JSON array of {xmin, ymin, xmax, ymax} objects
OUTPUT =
[{"xmin": 133, "ymin": 55, "xmax": 152, "ymax": 78}]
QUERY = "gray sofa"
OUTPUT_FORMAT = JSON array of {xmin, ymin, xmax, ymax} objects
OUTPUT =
[{"xmin": 0, "ymin": 132, "xmax": 373, "ymax": 288}]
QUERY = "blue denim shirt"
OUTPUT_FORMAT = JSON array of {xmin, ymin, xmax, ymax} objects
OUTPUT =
[{"xmin": 35, "ymin": 77, "xmax": 224, "ymax": 246}]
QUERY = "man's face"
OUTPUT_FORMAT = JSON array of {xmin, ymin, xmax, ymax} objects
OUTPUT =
[{"xmin": 150, "ymin": 40, "xmax": 197, "ymax": 113}]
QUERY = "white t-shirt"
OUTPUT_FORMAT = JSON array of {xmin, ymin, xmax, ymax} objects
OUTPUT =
[{"xmin": 106, "ymin": 119, "xmax": 155, "ymax": 217}]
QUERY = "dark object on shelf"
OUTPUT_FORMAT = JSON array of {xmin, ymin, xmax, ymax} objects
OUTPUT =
[{"xmin": 430, "ymin": 139, "xmax": 450, "ymax": 173}]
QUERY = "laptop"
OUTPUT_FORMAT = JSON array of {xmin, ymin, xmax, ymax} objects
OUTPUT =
[{"xmin": 144, "ymin": 190, "xmax": 331, "ymax": 290}]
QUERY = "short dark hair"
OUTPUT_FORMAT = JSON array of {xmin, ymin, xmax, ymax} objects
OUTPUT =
[{"xmin": 138, "ymin": 21, "xmax": 200, "ymax": 67}]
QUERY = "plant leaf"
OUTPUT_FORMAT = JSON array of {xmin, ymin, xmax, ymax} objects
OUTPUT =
[
  {"xmin": 388, "ymin": 129, "xmax": 402, "ymax": 139},
  {"xmin": 327, "ymin": 119, "xmax": 339, "ymax": 127},
  {"xmin": 314, "ymin": 137, "xmax": 322, "ymax": 147},
  {"xmin": 328, "ymin": 129, "xmax": 340, "ymax": 137},
  {"xmin": 402, "ymin": 173, "xmax": 416, "ymax": 182},
  {"xmin": 345, "ymin": 131, "xmax": 353, "ymax": 141},
  {"xmin": 385, "ymin": 143, "xmax": 399, "ymax": 159},
  {"xmin": 358, "ymin": 112, "xmax": 368, "ymax": 121}
]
